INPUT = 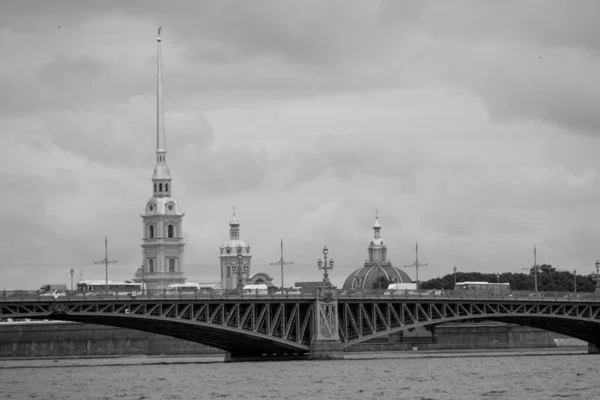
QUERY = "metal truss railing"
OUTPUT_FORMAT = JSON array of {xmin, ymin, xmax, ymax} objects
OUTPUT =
[
  {"xmin": 0, "ymin": 299, "xmax": 314, "ymax": 349},
  {"xmin": 3, "ymin": 289, "xmax": 600, "ymax": 302},
  {"xmin": 338, "ymin": 299, "xmax": 600, "ymax": 345},
  {"xmin": 0, "ymin": 289, "xmax": 313, "ymax": 302},
  {"xmin": 337, "ymin": 289, "xmax": 600, "ymax": 302}
]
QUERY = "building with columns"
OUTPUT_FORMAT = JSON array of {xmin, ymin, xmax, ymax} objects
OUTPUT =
[
  {"xmin": 342, "ymin": 215, "xmax": 413, "ymax": 290},
  {"xmin": 133, "ymin": 28, "xmax": 186, "ymax": 290}
]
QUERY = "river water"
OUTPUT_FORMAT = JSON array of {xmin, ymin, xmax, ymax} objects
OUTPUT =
[{"xmin": 1, "ymin": 349, "xmax": 599, "ymax": 400}]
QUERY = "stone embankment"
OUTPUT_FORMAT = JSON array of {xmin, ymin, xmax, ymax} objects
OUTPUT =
[{"xmin": 0, "ymin": 320, "xmax": 585, "ymax": 358}]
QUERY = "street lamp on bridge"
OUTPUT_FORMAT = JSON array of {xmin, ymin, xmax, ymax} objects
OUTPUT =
[
  {"xmin": 573, "ymin": 269, "xmax": 577, "ymax": 293},
  {"xmin": 70, "ymin": 268, "xmax": 74, "ymax": 291},
  {"xmin": 232, "ymin": 246, "xmax": 249, "ymax": 291},
  {"xmin": 317, "ymin": 246, "xmax": 334, "ymax": 286},
  {"xmin": 496, "ymin": 272, "xmax": 500, "ymax": 283}
]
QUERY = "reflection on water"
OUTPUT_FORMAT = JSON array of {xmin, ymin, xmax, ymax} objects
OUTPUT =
[{"xmin": 1, "ymin": 350, "xmax": 599, "ymax": 400}]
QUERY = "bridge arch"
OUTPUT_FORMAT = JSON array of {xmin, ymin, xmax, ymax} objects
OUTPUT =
[
  {"xmin": 338, "ymin": 299, "xmax": 600, "ymax": 348},
  {"xmin": 1, "ymin": 299, "xmax": 313, "ymax": 357},
  {"xmin": 342, "ymin": 313, "xmax": 600, "ymax": 347}
]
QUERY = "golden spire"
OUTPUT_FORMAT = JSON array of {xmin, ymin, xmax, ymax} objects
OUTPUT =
[{"xmin": 156, "ymin": 25, "xmax": 166, "ymax": 161}]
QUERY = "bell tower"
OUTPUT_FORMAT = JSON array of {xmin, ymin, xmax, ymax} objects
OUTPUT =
[
  {"xmin": 366, "ymin": 210, "xmax": 389, "ymax": 267},
  {"xmin": 219, "ymin": 209, "xmax": 252, "ymax": 290},
  {"xmin": 134, "ymin": 27, "xmax": 186, "ymax": 290}
]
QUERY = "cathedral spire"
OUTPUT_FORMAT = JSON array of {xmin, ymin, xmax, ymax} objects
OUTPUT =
[
  {"xmin": 373, "ymin": 208, "xmax": 381, "ymax": 239},
  {"xmin": 156, "ymin": 26, "xmax": 166, "ymax": 162},
  {"xmin": 230, "ymin": 206, "xmax": 240, "ymax": 239},
  {"xmin": 151, "ymin": 26, "xmax": 172, "ymax": 197},
  {"xmin": 139, "ymin": 26, "xmax": 186, "ymax": 290}
]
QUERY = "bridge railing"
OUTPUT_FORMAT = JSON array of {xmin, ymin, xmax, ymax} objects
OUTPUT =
[
  {"xmin": 2, "ymin": 288, "xmax": 600, "ymax": 302},
  {"xmin": 0, "ymin": 288, "xmax": 315, "ymax": 302},
  {"xmin": 336, "ymin": 289, "xmax": 600, "ymax": 302}
]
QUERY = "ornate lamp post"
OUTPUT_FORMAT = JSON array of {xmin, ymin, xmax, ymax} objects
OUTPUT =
[
  {"xmin": 453, "ymin": 265, "xmax": 457, "ymax": 286},
  {"xmin": 317, "ymin": 246, "xmax": 335, "ymax": 286},
  {"xmin": 232, "ymin": 247, "xmax": 249, "ymax": 291},
  {"xmin": 70, "ymin": 268, "xmax": 74, "ymax": 291},
  {"xmin": 573, "ymin": 269, "xmax": 577, "ymax": 293}
]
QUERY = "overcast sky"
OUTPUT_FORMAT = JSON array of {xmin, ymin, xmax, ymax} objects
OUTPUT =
[{"xmin": 2, "ymin": 0, "xmax": 600, "ymax": 290}]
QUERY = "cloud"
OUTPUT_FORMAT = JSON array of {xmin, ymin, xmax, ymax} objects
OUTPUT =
[{"xmin": 2, "ymin": 1, "xmax": 600, "ymax": 290}]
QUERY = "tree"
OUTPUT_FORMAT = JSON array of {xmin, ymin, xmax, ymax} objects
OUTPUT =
[{"xmin": 420, "ymin": 270, "xmax": 597, "ymax": 292}]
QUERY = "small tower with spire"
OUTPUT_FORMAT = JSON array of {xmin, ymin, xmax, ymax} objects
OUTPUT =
[
  {"xmin": 135, "ymin": 27, "xmax": 186, "ymax": 290},
  {"xmin": 219, "ymin": 207, "xmax": 252, "ymax": 290},
  {"xmin": 367, "ymin": 209, "xmax": 388, "ymax": 264}
]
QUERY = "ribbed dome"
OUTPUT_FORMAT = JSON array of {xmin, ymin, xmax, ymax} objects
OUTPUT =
[{"xmin": 342, "ymin": 264, "xmax": 413, "ymax": 290}]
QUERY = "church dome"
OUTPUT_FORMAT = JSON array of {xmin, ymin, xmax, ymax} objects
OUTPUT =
[{"xmin": 342, "ymin": 264, "xmax": 413, "ymax": 290}]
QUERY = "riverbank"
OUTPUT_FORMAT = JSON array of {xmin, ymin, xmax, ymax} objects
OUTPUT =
[
  {"xmin": 0, "ymin": 347, "xmax": 590, "ymax": 369},
  {"xmin": 0, "ymin": 320, "xmax": 587, "ymax": 359}
]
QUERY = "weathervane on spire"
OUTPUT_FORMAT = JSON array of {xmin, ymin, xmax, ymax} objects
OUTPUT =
[
  {"xmin": 375, "ymin": 208, "xmax": 379, "ymax": 219},
  {"xmin": 157, "ymin": 26, "xmax": 162, "ymax": 41}
]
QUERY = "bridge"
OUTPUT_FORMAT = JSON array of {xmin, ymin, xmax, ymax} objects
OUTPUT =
[{"xmin": 2, "ymin": 288, "xmax": 600, "ymax": 361}]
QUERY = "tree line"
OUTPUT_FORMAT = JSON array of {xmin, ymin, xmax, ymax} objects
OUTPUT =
[{"xmin": 417, "ymin": 264, "xmax": 599, "ymax": 292}]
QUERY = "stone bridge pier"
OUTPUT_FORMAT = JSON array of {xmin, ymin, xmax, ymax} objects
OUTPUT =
[{"xmin": 308, "ymin": 285, "xmax": 344, "ymax": 360}]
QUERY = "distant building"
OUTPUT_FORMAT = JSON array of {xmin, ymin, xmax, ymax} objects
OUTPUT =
[
  {"xmin": 219, "ymin": 211, "xmax": 252, "ymax": 290},
  {"xmin": 217, "ymin": 212, "xmax": 275, "ymax": 290},
  {"xmin": 133, "ymin": 31, "xmax": 186, "ymax": 290},
  {"xmin": 342, "ymin": 215, "xmax": 413, "ymax": 290}
]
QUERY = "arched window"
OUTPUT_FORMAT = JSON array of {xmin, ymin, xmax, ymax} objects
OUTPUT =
[
  {"xmin": 168, "ymin": 225, "xmax": 174, "ymax": 238},
  {"xmin": 227, "ymin": 266, "xmax": 231, "ymax": 277},
  {"xmin": 159, "ymin": 183, "xmax": 163, "ymax": 191},
  {"xmin": 154, "ymin": 183, "xmax": 157, "ymax": 192},
  {"xmin": 169, "ymin": 259, "xmax": 175, "ymax": 272},
  {"xmin": 165, "ymin": 183, "xmax": 169, "ymax": 192},
  {"xmin": 149, "ymin": 259, "xmax": 154, "ymax": 273},
  {"xmin": 149, "ymin": 225, "xmax": 154, "ymax": 239}
]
